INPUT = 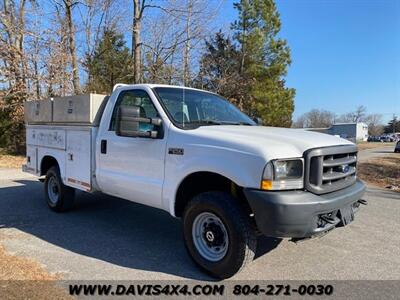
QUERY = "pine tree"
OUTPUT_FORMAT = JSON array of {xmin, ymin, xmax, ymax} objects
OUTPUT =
[
  {"xmin": 84, "ymin": 29, "xmax": 133, "ymax": 94},
  {"xmin": 384, "ymin": 117, "xmax": 400, "ymax": 134},
  {"xmin": 232, "ymin": 0, "xmax": 295, "ymax": 126},
  {"xmin": 196, "ymin": 32, "xmax": 250, "ymax": 109}
]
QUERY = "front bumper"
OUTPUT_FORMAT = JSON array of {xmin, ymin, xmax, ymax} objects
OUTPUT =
[{"xmin": 243, "ymin": 179, "xmax": 366, "ymax": 238}]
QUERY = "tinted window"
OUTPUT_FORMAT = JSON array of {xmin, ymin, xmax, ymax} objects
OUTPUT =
[{"xmin": 110, "ymin": 90, "xmax": 158, "ymax": 132}]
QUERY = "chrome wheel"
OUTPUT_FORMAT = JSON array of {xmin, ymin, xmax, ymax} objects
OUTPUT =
[
  {"xmin": 47, "ymin": 176, "xmax": 59, "ymax": 205},
  {"xmin": 192, "ymin": 212, "xmax": 229, "ymax": 262}
]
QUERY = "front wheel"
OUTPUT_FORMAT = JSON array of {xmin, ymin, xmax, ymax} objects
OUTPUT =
[
  {"xmin": 183, "ymin": 192, "xmax": 257, "ymax": 279},
  {"xmin": 44, "ymin": 166, "xmax": 75, "ymax": 212}
]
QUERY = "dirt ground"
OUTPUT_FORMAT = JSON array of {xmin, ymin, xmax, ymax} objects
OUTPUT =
[
  {"xmin": 0, "ymin": 149, "xmax": 24, "ymax": 169},
  {"xmin": 357, "ymin": 142, "xmax": 395, "ymax": 151},
  {"xmin": 0, "ymin": 233, "xmax": 70, "ymax": 299},
  {"xmin": 358, "ymin": 154, "xmax": 400, "ymax": 192}
]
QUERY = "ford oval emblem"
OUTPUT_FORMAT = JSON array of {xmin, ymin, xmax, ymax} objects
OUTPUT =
[{"xmin": 341, "ymin": 165, "xmax": 350, "ymax": 173}]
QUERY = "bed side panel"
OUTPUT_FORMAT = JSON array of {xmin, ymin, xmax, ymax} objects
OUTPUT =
[{"xmin": 65, "ymin": 130, "xmax": 92, "ymax": 191}]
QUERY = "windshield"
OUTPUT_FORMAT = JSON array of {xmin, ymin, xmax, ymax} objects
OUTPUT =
[{"xmin": 153, "ymin": 87, "xmax": 255, "ymax": 128}]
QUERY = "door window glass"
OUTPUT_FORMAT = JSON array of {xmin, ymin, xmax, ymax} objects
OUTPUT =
[{"xmin": 110, "ymin": 90, "xmax": 158, "ymax": 132}]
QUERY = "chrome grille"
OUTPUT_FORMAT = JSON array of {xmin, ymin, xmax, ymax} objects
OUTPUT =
[{"xmin": 304, "ymin": 145, "xmax": 358, "ymax": 194}]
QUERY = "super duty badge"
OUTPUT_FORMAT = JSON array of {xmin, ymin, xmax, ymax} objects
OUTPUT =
[{"xmin": 168, "ymin": 148, "xmax": 184, "ymax": 155}]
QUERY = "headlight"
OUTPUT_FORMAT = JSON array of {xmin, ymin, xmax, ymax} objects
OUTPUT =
[{"xmin": 261, "ymin": 159, "xmax": 304, "ymax": 190}]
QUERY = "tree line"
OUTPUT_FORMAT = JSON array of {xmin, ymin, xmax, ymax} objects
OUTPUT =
[
  {"xmin": 0, "ymin": 0, "xmax": 294, "ymax": 153},
  {"xmin": 293, "ymin": 105, "xmax": 397, "ymax": 136}
]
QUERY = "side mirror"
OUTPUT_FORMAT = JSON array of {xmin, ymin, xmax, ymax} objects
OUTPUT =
[
  {"xmin": 116, "ymin": 105, "xmax": 162, "ymax": 138},
  {"xmin": 253, "ymin": 117, "xmax": 263, "ymax": 126}
]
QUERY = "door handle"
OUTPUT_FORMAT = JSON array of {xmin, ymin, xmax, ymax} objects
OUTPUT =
[{"xmin": 101, "ymin": 140, "xmax": 107, "ymax": 154}]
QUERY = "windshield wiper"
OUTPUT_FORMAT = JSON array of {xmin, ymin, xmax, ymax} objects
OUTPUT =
[
  {"xmin": 185, "ymin": 120, "xmax": 223, "ymax": 126},
  {"xmin": 235, "ymin": 121, "xmax": 253, "ymax": 126},
  {"xmin": 217, "ymin": 121, "xmax": 253, "ymax": 126},
  {"xmin": 183, "ymin": 120, "xmax": 254, "ymax": 127}
]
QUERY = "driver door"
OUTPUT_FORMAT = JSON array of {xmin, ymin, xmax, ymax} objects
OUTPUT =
[{"xmin": 97, "ymin": 89, "xmax": 167, "ymax": 209}]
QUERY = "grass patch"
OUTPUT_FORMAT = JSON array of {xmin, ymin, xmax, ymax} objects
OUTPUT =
[
  {"xmin": 0, "ymin": 244, "xmax": 59, "ymax": 280},
  {"xmin": 358, "ymin": 154, "xmax": 400, "ymax": 191},
  {"xmin": 0, "ymin": 234, "xmax": 71, "ymax": 298},
  {"xmin": 357, "ymin": 142, "xmax": 395, "ymax": 151},
  {"xmin": 0, "ymin": 148, "xmax": 25, "ymax": 169}
]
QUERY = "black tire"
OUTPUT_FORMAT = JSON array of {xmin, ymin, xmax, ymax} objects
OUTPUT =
[
  {"xmin": 44, "ymin": 166, "xmax": 75, "ymax": 212},
  {"xmin": 183, "ymin": 191, "xmax": 257, "ymax": 279}
]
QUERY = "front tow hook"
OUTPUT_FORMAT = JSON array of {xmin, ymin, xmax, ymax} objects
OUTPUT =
[
  {"xmin": 358, "ymin": 199, "xmax": 368, "ymax": 205},
  {"xmin": 320, "ymin": 215, "xmax": 337, "ymax": 224}
]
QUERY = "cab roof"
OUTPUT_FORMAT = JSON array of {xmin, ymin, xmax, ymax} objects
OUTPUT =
[{"xmin": 113, "ymin": 83, "xmax": 207, "ymax": 93}]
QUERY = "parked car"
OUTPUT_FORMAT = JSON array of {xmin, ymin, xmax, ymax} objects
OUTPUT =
[
  {"xmin": 367, "ymin": 136, "xmax": 380, "ymax": 142},
  {"xmin": 381, "ymin": 135, "xmax": 397, "ymax": 142},
  {"xmin": 395, "ymin": 141, "xmax": 400, "ymax": 153},
  {"xmin": 23, "ymin": 84, "xmax": 366, "ymax": 279}
]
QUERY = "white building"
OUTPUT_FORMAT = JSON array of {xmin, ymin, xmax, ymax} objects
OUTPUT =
[
  {"xmin": 302, "ymin": 122, "xmax": 369, "ymax": 142},
  {"xmin": 327, "ymin": 122, "xmax": 368, "ymax": 142}
]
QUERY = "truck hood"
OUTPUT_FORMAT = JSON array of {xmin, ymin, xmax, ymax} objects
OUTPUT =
[{"xmin": 185, "ymin": 125, "xmax": 354, "ymax": 160}]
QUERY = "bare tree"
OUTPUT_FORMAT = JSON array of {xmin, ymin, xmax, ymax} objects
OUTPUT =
[
  {"xmin": 0, "ymin": 0, "xmax": 28, "ymax": 90},
  {"xmin": 293, "ymin": 109, "xmax": 335, "ymax": 128},
  {"xmin": 78, "ymin": 0, "xmax": 113, "ymax": 56},
  {"xmin": 337, "ymin": 105, "xmax": 367, "ymax": 123},
  {"xmin": 62, "ymin": 0, "xmax": 80, "ymax": 93},
  {"xmin": 353, "ymin": 105, "xmax": 367, "ymax": 122},
  {"xmin": 141, "ymin": 0, "xmax": 222, "ymax": 85},
  {"xmin": 78, "ymin": 0, "xmax": 116, "ymax": 90},
  {"xmin": 40, "ymin": 5, "xmax": 74, "ymax": 97},
  {"xmin": 132, "ymin": 0, "xmax": 143, "ymax": 83},
  {"xmin": 131, "ymin": 0, "xmax": 173, "ymax": 83},
  {"xmin": 44, "ymin": 0, "xmax": 81, "ymax": 95},
  {"xmin": 295, "ymin": 106, "xmax": 384, "ymax": 136},
  {"xmin": 0, "ymin": 0, "xmax": 225, "ymax": 152},
  {"xmin": 364, "ymin": 113, "xmax": 384, "ymax": 136},
  {"xmin": 292, "ymin": 114, "xmax": 307, "ymax": 128},
  {"xmin": 141, "ymin": 4, "xmax": 190, "ymax": 84},
  {"xmin": 0, "ymin": 0, "xmax": 29, "ymax": 153},
  {"xmin": 182, "ymin": 0, "xmax": 192, "ymax": 86}
]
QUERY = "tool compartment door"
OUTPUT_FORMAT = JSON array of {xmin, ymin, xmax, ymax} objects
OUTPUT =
[
  {"xmin": 26, "ymin": 146, "xmax": 38, "ymax": 174},
  {"xmin": 65, "ymin": 130, "xmax": 92, "ymax": 191}
]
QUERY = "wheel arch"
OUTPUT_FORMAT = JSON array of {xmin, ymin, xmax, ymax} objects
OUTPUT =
[
  {"xmin": 40, "ymin": 155, "xmax": 60, "ymax": 176},
  {"xmin": 174, "ymin": 171, "xmax": 253, "ymax": 218}
]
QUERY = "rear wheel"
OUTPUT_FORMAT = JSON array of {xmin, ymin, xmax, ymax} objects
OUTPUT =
[
  {"xmin": 44, "ymin": 166, "xmax": 75, "ymax": 212},
  {"xmin": 183, "ymin": 191, "xmax": 257, "ymax": 279}
]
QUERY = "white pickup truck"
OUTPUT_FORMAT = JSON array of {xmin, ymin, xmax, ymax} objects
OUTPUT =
[{"xmin": 23, "ymin": 84, "xmax": 366, "ymax": 278}]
